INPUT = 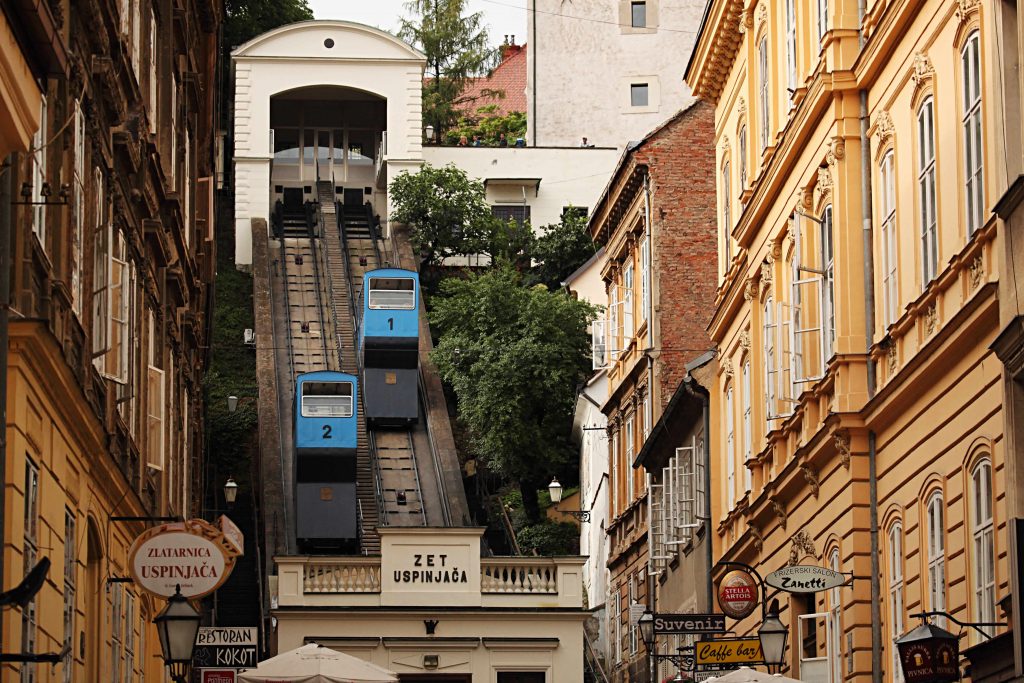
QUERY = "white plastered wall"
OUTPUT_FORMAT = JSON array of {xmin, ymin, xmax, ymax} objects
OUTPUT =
[{"xmin": 232, "ymin": 21, "xmax": 426, "ymax": 266}]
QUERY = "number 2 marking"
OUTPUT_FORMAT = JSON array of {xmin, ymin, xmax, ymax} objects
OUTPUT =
[{"xmin": 322, "ymin": 425, "xmax": 332, "ymax": 439}]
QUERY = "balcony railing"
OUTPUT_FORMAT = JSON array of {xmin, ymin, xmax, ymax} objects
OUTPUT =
[
  {"xmin": 302, "ymin": 558, "xmax": 381, "ymax": 593},
  {"xmin": 481, "ymin": 559, "xmax": 558, "ymax": 594}
]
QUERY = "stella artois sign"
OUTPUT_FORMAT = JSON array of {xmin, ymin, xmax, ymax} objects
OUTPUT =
[
  {"xmin": 128, "ymin": 518, "xmax": 242, "ymax": 599},
  {"xmin": 717, "ymin": 569, "xmax": 759, "ymax": 620}
]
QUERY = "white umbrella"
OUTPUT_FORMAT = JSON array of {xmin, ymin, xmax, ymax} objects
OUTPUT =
[
  {"xmin": 238, "ymin": 643, "xmax": 398, "ymax": 683},
  {"xmin": 702, "ymin": 666, "xmax": 803, "ymax": 683}
]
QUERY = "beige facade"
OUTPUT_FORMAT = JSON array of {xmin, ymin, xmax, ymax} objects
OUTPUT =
[
  {"xmin": 1, "ymin": 0, "xmax": 220, "ymax": 680},
  {"xmin": 272, "ymin": 528, "xmax": 586, "ymax": 682},
  {"xmin": 687, "ymin": 0, "xmax": 1013, "ymax": 677}
]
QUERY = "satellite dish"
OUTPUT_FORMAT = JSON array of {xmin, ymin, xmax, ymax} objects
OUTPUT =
[{"xmin": 0, "ymin": 557, "xmax": 50, "ymax": 609}]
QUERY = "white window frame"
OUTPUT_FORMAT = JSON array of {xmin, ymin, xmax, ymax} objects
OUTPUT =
[
  {"xmin": 828, "ymin": 548, "xmax": 842, "ymax": 683},
  {"xmin": 149, "ymin": 11, "xmax": 157, "ymax": 135},
  {"xmin": 880, "ymin": 151, "xmax": 898, "ymax": 327},
  {"xmin": 625, "ymin": 414, "xmax": 635, "ymax": 501},
  {"xmin": 918, "ymin": 98, "xmax": 939, "ymax": 287},
  {"xmin": 739, "ymin": 125, "xmax": 748, "ymax": 191},
  {"xmin": 789, "ymin": 212, "xmax": 826, "ymax": 388},
  {"xmin": 821, "ymin": 205, "xmax": 835, "ymax": 359},
  {"xmin": 72, "ymin": 101, "xmax": 85, "ymax": 317},
  {"xmin": 123, "ymin": 591, "xmax": 135, "ymax": 683},
  {"xmin": 92, "ymin": 172, "xmax": 111, "ymax": 363},
  {"xmin": 111, "ymin": 582, "xmax": 123, "ymax": 683},
  {"xmin": 962, "ymin": 31, "xmax": 984, "ymax": 236},
  {"xmin": 722, "ymin": 160, "xmax": 732, "ymax": 266},
  {"xmin": 742, "ymin": 361, "xmax": 752, "ymax": 492},
  {"xmin": 592, "ymin": 318, "xmax": 608, "ymax": 370},
  {"xmin": 21, "ymin": 458, "xmax": 40, "ymax": 683},
  {"xmin": 926, "ymin": 491, "xmax": 947, "ymax": 628},
  {"xmin": 613, "ymin": 588, "xmax": 622, "ymax": 663},
  {"xmin": 971, "ymin": 459, "xmax": 996, "ymax": 639},
  {"xmin": 640, "ymin": 237, "xmax": 650, "ymax": 324},
  {"xmin": 818, "ymin": 0, "xmax": 828, "ymax": 41},
  {"xmin": 628, "ymin": 574, "xmax": 639, "ymax": 655},
  {"xmin": 888, "ymin": 523, "xmax": 905, "ymax": 683},
  {"xmin": 31, "ymin": 96, "xmax": 47, "ymax": 247},
  {"xmin": 106, "ymin": 232, "xmax": 129, "ymax": 384},
  {"xmin": 759, "ymin": 37, "xmax": 770, "ymax": 152},
  {"xmin": 147, "ymin": 364, "xmax": 166, "ymax": 471},
  {"xmin": 62, "ymin": 509, "xmax": 76, "ymax": 683},
  {"xmin": 623, "ymin": 264, "xmax": 635, "ymax": 340},
  {"xmin": 725, "ymin": 385, "xmax": 735, "ymax": 509},
  {"xmin": 785, "ymin": 0, "xmax": 797, "ymax": 97},
  {"xmin": 764, "ymin": 296, "xmax": 777, "ymax": 426}
]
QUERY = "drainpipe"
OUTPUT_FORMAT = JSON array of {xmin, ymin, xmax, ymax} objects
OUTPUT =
[
  {"xmin": 0, "ymin": 154, "xmax": 12, "ymax": 649},
  {"xmin": 856, "ymin": 0, "xmax": 883, "ymax": 679},
  {"xmin": 643, "ymin": 173, "xmax": 655, "ymax": 430},
  {"xmin": 531, "ymin": 1, "xmax": 538, "ymax": 146}
]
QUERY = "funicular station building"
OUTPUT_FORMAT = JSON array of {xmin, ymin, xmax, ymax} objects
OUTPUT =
[{"xmin": 232, "ymin": 21, "xmax": 616, "ymax": 682}]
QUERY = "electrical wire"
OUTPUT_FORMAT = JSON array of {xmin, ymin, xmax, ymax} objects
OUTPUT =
[{"xmin": 478, "ymin": 0, "xmax": 700, "ymax": 35}]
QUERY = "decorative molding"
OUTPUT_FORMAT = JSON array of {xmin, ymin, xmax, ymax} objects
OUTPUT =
[
  {"xmin": 911, "ymin": 52, "xmax": 935, "ymax": 89},
  {"xmin": 801, "ymin": 186, "xmax": 815, "ymax": 210},
  {"xmin": 748, "ymin": 523, "xmax": 765, "ymax": 552},
  {"xmin": 834, "ymin": 429, "xmax": 851, "ymax": 469},
  {"xmin": 875, "ymin": 110, "xmax": 894, "ymax": 145},
  {"xmin": 739, "ymin": 329, "xmax": 751, "ymax": 351},
  {"xmin": 788, "ymin": 530, "xmax": 820, "ymax": 566},
  {"xmin": 887, "ymin": 340, "xmax": 898, "ymax": 376},
  {"xmin": 925, "ymin": 303, "xmax": 938, "ymax": 336},
  {"xmin": 745, "ymin": 278, "xmax": 759, "ymax": 302},
  {"xmin": 800, "ymin": 464, "xmax": 820, "ymax": 498},
  {"xmin": 723, "ymin": 358, "xmax": 735, "ymax": 380},
  {"xmin": 816, "ymin": 167, "xmax": 833, "ymax": 200},
  {"xmin": 956, "ymin": 0, "xmax": 981, "ymax": 22},
  {"xmin": 757, "ymin": 2, "xmax": 767, "ymax": 27},
  {"xmin": 771, "ymin": 498, "xmax": 788, "ymax": 530},
  {"xmin": 970, "ymin": 255, "xmax": 984, "ymax": 290},
  {"xmin": 737, "ymin": 97, "xmax": 747, "ymax": 115},
  {"xmin": 825, "ymin": 138, "xmax": 845, "ymax": 169}
]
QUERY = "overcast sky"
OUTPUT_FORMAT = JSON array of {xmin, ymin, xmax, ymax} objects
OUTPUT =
[{"xmin": 307, "ymin": 0, "xmax": 528, "ymax": 48}]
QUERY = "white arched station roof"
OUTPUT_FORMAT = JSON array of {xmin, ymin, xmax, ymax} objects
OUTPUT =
[{"xmin": 232, "ymin": 20, "xmax": 426, "ymax": 63}]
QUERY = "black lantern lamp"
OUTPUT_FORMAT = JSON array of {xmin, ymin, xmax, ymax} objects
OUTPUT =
[
  {"xmin": 758, "ymin": 599, "xmax": 789, "ymax": 673},
  {"xmin": 154, "ymin": 585, "xmax": 201, "ymax": 683},
  {"xmin": 223, "ymin": 477, "xmax": 239, "ymax": 506},
  {"xmin": 639, "ymin": 610, "xmax": 655, "ymax": 652},
  {"xmin": 895, "ymin": 620, "xmax": 960, "ymax": 683}
]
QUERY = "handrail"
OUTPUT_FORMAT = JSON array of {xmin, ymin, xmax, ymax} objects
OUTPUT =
[{"xmin": 584, "ymin": 631, "xmax": 612, "ymax": 683}]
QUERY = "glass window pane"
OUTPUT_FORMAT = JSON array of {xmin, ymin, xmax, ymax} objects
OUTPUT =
[
  {"xmin": 631, "ymin": 1, "xmax": 646, "ymax": 27},
  {"xmin": 631, "ymin": 84, "xmax": 649, "ymax": 107}
]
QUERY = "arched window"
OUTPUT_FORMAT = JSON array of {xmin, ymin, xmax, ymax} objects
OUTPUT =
[
  {"xmin": 821, "ymin": 205, "xmax": 835, "ymax": 358},
  {"xmin": 962, "ymin": 31, "xmax": 984, "ymax": 235},
  {"xmin": 726, "ymin": 384, "xmax": 736, "ymax": 509},
  {"xmin": 818, "ymin": 0, "xmax": 828, "ymax": 41},
  {"xmin": 738, "ymin": 125, "xmax": 748, "ymax": 192},
  {"xmin": 758, "ymin": 37, "xmax": 770, "ymax": 152},
  {"xmin": 926, "ymin": 491, "xmax": 947, "ymax": 626},
  {"xmin": 888, "ymin": 522, "xmax": 905, "ymax": 683},
  {"xmin": 971, "ymin": 458, "xmax": 995, "ymax": 637},
  {"xmin": 764, "ymin": 297, "xmax": 776, "ymax": 425},
  {"xmin": 828, "ymin": 547, "xmax": 842, "ymax": 683},
  {"xmin": 918, "ymin": 98, "xmax": 939, "ymax": 286},
  {"xmin": 879, "ymin": 151, "xmax": 898, "ymax": 326},
  {"xmin": 742, "ymin": 360, "xmax": 752, "ymax": 492}
]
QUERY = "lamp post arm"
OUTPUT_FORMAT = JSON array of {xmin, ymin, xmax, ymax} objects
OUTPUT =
[{"xmin": 909, "ymin": 611, "xmax": 1005, "ymax": 641}]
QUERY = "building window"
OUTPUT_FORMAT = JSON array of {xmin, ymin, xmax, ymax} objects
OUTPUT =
[
  {"xmin": 623, "ymin": 264, "xmax": 635, "ymax": 339},
  {"xmin": 722, "ymin": 161, "xmax": 732, "ymax": 265},
  {"xmin": 918, "ymin": 98, "xmax": 939, "ymax": 287},
  {"xmin": 610, "ymin": 429, "xmax": 618, "ymax": 514},
  {"xmin": 111, "ymin": 583, "xmax": 123, "ymax": 682},
  {"xmin": 785, "ymin": 0, "xmax": 797, "ymax": 96},
  {"xmin": 123, "ymin": 592, "xmax": 135, "ymax": 682},
  {"xmin": 818, "ymin": 0, "xmax": 828, "ymax": 41},
  {"xmin": 149, "ymin": 11, "xmax": 157, "ymax": 135},
  {"xmin": 72, "ymin": 100, "xmax": 85, "ymax": 317},
  {"xmin": 962, "ymin": 31, "xmax": 984, "ymax": 236},
  {"xmin": 631, "ymin": 83, "xmax": 649, "ymax": 107},
  {"xmin": 613, "ymin": 587, "xmax": 622, "ymax": 662},
  {"xmin": 625, "ymin": 414, "xmax": 635, "ymax": 500},
  {"xmin": 764, "ymin": 296, "xmax": 776, "ymax": 424},
  {"xmin": 758, "ymin": 37, "xmax": 770, "ymax": 152},
  {"xmin": 640, "ymin": 237, "xmax": 650, "ymax": 324},
  {"xmin": 742, "ymin": 361, "xmax": 752, "ymax": 492},
  {"xmin": 30, "ymin": 96, "xmax": 47, "ymax": 247},
  {"xmin": 828, "ymin": 548, "xmax": 842, "ymax": 683},
  {"xmin": 21, "ymin": 459, "xmax": 40, "ymax": 683},
  {"xmin": 971, "ymin": 458, "xmax": 995, "ymax": 638},
  {"xmin": 726, "ymin": 385, "xmax": 735, "ymax": 509},
  {"xmin": 821, "ymin": 205, "xmax": 835, "ymax": 358},
  {"xmin": 696, "ymin": 433, "xmax": 707, "ymax": 520},
  {"xmin": 738, "ymin": 125, "xmax": 748, "ymax": 191},
  {"xmin": 63, "ymin": 509, "xmax": 76, "ymax": 683},
  {"xmin": 92, "ymin": 169, "xmax": 110, "ymax": 364},
  {"xmin": 491, "ymin": 204, "xmax": 531, "ymax": 231},
  {"xmin": 497, "ymin": 674, "xmax": 545, "ymax": 683},
  {"xmin": 888, "ymin": 522, "xmax": 904, "ymax": 683},
  {"xmin": 926, "ymin": 491, "xmax": 947, "ymax": 627},
  {"xmin": 880, "ymin": 151, "xmax": 898, "ymax": 327},
  {"xmin": 628, "ymin": 573, "xmax": 639, "ymax": 654},
  {"xmin": 631, "ymin": 1, "xmax": 647, "ymax": 27}
]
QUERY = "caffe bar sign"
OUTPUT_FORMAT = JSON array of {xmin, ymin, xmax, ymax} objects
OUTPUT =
[
  {"xmin": 765, "ymin": 565, "xmax": 847, "ymax": 593},
  {"xmin": 128, "ymin": 519, "xmax": 242, "ymax": 599}
]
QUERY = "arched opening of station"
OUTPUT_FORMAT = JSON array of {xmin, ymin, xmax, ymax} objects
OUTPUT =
[{"xmin": 270, "ymin": 85, "xmax": 386, "ymax": 215}]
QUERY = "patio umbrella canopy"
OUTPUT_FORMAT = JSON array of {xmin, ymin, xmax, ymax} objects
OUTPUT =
[
  {"xmin": 704, "ymin": 666, "xmax": 803, "ymax": 683},
  {"xmin": 238, "ymin": 643, "xmax": 398, "ymax": 683}
]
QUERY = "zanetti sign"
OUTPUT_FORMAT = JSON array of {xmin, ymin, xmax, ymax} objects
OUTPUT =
[{"xmin": 765, "ymin": 565, "xmax": 847, "ymax": 593}]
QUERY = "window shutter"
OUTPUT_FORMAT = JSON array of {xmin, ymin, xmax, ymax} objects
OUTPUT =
[
  {"xmin": 591, "ymin": 318, "xmax": 608, "ymax": 369},
  {"xmin": 146, "ymin": 366, "xmax": 165, "ymax": 471},
  {"xmin": 92, "ymin": 214, "xmax": 112, "ymax": 360}
]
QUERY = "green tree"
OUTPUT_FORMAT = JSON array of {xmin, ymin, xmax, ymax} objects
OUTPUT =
[
  {"xmin": 529, "ymin": 208, "xmax": 597, "ymax": 290},
  {"xmin": 446, "ymin": 107, "xmax": 527, "ymax": 146},
  {"xmin": 389, "ymin": 163, "xmax": 494, "ymax": 267},
  {"xmin": 430, "ymin": 265, "xmax": 597, "ymax": 523},
  {"xmin": 400, "ymin": 0, "xmax": 499, "ymax": 138},
  {"xmin": 224, "ymin": 0, "xmax": 314, "ymax": 50}
]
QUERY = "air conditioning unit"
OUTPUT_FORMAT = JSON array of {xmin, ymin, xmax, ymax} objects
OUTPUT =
[{"xmin": 243, "ymin": 328, "xmax": 256, "ymax": 346}]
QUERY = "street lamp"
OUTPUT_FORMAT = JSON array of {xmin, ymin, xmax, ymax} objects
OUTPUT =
[
  {"xmin": 227, "ymin": 395, "xmax": 238, "ymax": 413},
  {"xmin": 424, "ymin": 124, "xmax": 435, "ymax": 143},
  {"xmin": 154, "ymin": 585, "xmax": 201, "ymax": 683},
  {"xmin": 548, "ymin": 477, "xmax": 563, "ymax": 503},
  {"xmin": 223, "ymin": 477, "xmax": 239, "ymax": 506},
  {"xmin": 639, "ymin": 610, "xmax": 655, "ymax": 651},
  {"xmin": 758, "ymin": 598, "xmax": 789, "ymax": 674}
]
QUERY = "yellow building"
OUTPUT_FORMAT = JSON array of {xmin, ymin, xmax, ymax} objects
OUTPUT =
[
  {"xmin": 687, "ymin": 0, "xmax": 1013, "ymax": 677},
  {"xmin": 1, "ymin": 1, "xmax": 221, "ymax": 681}
]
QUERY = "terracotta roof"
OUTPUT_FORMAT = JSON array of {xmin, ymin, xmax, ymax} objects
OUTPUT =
[{"xmin": 458, "ymin": 43, "xmax": 527, "ymax": 117}]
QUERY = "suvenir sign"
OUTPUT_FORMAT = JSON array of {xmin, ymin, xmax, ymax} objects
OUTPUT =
[{"xmin": 654, "ymin": 613, "xmax": 727, "ymax": 634}]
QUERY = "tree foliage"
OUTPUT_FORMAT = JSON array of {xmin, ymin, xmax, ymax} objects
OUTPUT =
[
  {"xmin": 400, "ymin": 0, "xmax": 499, "ymax": 137},
  {"xmin": 429, "ymin": 265, "xmax": 597, "ymax": 522},
  {"xmin": 529, "ymin": 209, "xmax": 597, "ymax": 289},
  {"xmin": 224, "ymin": 0, "xmax": 314, "ymax": 50},
  {"xmin": 446, "ymin": 107, "xmax": 527, "ymax": 146}
]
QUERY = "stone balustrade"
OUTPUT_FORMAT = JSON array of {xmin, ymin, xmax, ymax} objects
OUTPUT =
[
  {"xmin": 302, "ymin": 557, "xmax": 382, "ymax": 593},
  {"xmin": 480, "ymin": 559, "xmax": 558, "ymax": 594}
]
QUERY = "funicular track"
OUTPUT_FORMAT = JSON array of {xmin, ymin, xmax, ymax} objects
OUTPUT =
[{"xmin": 319, "ymin": 180, "xmax": 453, "ymax": 529}]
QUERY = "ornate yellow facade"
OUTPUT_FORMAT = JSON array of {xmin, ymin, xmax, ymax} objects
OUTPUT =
[{"xmin": 687, "ymin": 0, "xmax": 1013, "ymax": 677}]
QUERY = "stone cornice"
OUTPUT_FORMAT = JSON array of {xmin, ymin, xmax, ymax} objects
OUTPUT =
[{"xmin": 685, "ymin": 0, "xmax": 746, "ymax": 101}]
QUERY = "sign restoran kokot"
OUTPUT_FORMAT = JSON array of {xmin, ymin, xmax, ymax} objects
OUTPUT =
[
  {"xmin": 765, "ymin": 565, "xmax": 847, "ymax": 593},
  {"xmin": 128, "ymin": 518, "xmax": 242, "ymax": 599}
]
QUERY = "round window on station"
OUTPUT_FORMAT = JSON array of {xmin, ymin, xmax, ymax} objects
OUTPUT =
[{"xmin": 324, "ymin": 38, "xmax": 335, "ymax": 48}]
